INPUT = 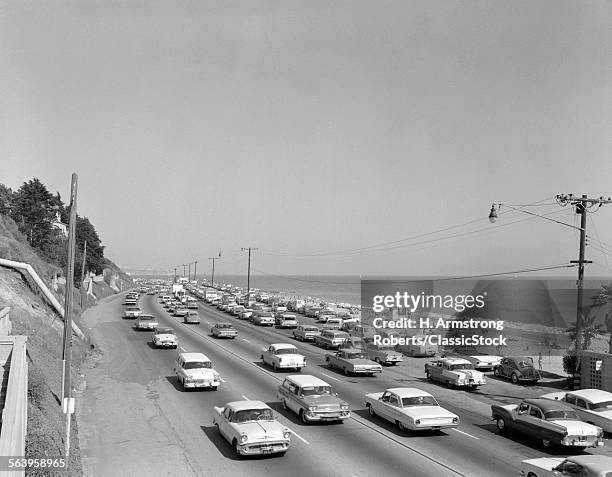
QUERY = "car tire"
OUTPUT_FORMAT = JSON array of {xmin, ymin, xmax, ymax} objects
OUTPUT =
[
  {"xmin": 273, "ymin": 362, "xmax": 278, "ymax": 372},
  {"xmin": 296, "ymin": 367, "xmax": 302, "ymax": 372},
  {"xmin": 446, "ymin": 380, "xmax": 453, "ymax": 389},
  {"xmin": 277, "ymin": 451, "xmax": 286, "ymax": 457},
  {"xmin": 374, "ymin": 357, "xmax": 380, "ymax": 364},
  {"xmin": 426, "ymin": 371, "xmax": 431, "ymax": 381},
  {"xmin": 300, "ymin": 410, "xmax": 309, "ymax": 424},
  {"xmin": 496, "ymin": 417, "xmax": 506, "ymax": 433},
  {"xmin": 397, "ymin": 421, "xmax": 407, "ymax": 432},
  {"xmin": 368, "ymin": 404, "xmax": 376, "ymax": 417},
  {"xmin": 493, "ymin": 367, "xmax": 501, "ymax": 377},
  {"xmin": 282, "ymin": 400, "xmax": 288, "ymax": 411},
  {"xmin": 211, "ymin": 386, "xmax": 217, "ymax": 391},
  {"xmin": 343, "ymin": 367, "xmax": 349, "ymax": 376},
  {"xmin": 511, "ymin": 373, "xmax": 519, "ymax": 384},
  {"xmin": 232, "ymin": 439, "xmax": 241, "ymax": 457}
]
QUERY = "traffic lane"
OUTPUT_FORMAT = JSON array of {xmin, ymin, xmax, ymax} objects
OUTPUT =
[
  {"xmin": 167, "ymin": 301, "xmax": 601, "ymax": 474},
  {"xmin": 144, "ymin": 300, "xmax": 463, "ymax": 477},
  {"xmin": 148, "ymin": 300, "xmax": 541, "ymax": 477}
]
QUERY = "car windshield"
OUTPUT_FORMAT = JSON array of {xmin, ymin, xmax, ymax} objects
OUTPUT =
[
  {"xmin": 127, "ymin": 307, "xmax": 139, "ymax": 311},
  {"xmin": 184, "ymin": 361, "xmax": 211, "ymax": 370},
  {"xmin": 303, "ymin": 327, "xmax": 318, "ymax": 332},
  {"xmin": 345, "ymin": 352, "xmax": 368, "ymax": 359},
  {"xmin": 300, "ymin": 386, "xmax": 332, "ymax": 396},
  {"xmin": 590, "ymin": 400, "xmax": 612, "ymax": 411},
  {"xmin": 231, "ymin": 408, "xmax": 274, "ymax": 423},
  {"xmin": 402, "ymin": 396, "xmax": 438, "ymax": 407},
  {"xmin": 516, "ymin": 359, "xmax": 534, "ymax": 368},
  {"xmin": 139, "ymin": 316, "xmax": 153, "ymax": 321},
  {"xmin": 275, "ymin": 348, "xmax": 298, "ymax": 355},
  {"xmin": 450, "ymin": 364, "xmax": 474, "ymax": 370},
  {"xmin": 218, "ymin": 324, "xmax": 233, "ymax": 328},
  {"xmin": 156, "ymin": 328, "xmax": 174, "ymax": 334},
  {"xmin": 544, "ymin": 410, "xmax": 580, "ymax": 420}
]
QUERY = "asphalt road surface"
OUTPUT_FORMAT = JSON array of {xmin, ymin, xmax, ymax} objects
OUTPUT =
[{"xmin": 76, "ymin": 293, "xmax": 612, "ymax": 477}]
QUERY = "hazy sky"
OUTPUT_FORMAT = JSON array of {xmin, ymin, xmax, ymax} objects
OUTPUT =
[{"xmin": 2, "ymin": 1, "xmax": 611, "ymax": 278}]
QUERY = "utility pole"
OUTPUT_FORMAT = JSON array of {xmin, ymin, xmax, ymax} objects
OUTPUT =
[
  {"xmin": 556, "ymin": 194, "xmax": 612, "ymax": 385},
  {"xmin": 62, "ymin": 173, "xmax": 78, "ymax": 462},
  {"xmin": 174, "ymin": 267, "xmax": 177, "ymax": 282},
  {"xmin": 188, "ymin": 262, "xmax": 191, "ymax": 282},
  {"xmin": 241, "ymin": 248, "xmax": 258, "ymax": 306},
  {"xmin": 80, "ymin": 241, "xmax": 87, "ymax": 285},
  {"xmin": 208, "ymin": 257, "xmax": 221, "ymax": 288},
  {"xmin": 193, "ymin": 260, "xmax": 198, "ymax": 282},
  {"xmin": 182, "ymin": 264, "xmax": 186, "ymax": 277}
]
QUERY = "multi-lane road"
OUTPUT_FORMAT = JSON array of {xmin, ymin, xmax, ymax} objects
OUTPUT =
[{"xmin": 76, "ymin": 292, "xmax": 612, "ymax": 477}]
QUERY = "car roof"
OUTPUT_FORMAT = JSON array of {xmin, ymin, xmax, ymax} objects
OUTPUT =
[
  {"xmin": 284, "ymin": 374, "xmax": 330, "ymax": 387},
  {"xmin": 524, "ymin": 398, "xmax": 574, "ymax": 412},
  {"xmin": 270, "ymin": 343, "xmax": 298, "ymax": 349},
  {"xmin": 216, "ymin": 322, "xmax": 235, "ymax": 327},
  {"xmin": 564, "ymin": 455, "xmax": 612, "ymax": 472},
  {"xmin": 179, "ymin": 352, "xmax": 211, "ymax": 362},
  {"xmin": 566, "ymin": 389, "xmax": 612, "ymax": 403},
  {"xmin": 138, "ymin": 315, "xmax": 155, "ymax": 319},
  {"xmin": 385, "ymin": 388, "xmax": 434, "ymax": 398},
  {"xmin": 339, "ymin": 348, "xmax": 363, "ymax": 353},
  {"xmin": 439, "ymin": 357, "xmax": 472, "ymax": 365},
  {"xmin": 225, "ymin": 400, "xmax": 271, "ymax": 412}
]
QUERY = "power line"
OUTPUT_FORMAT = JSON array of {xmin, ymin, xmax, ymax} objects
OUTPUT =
[{"xmin": 437, "ymin": 263, "xmax": 578, "ymax": 281}]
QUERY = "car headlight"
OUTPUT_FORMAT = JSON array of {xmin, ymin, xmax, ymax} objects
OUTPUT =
[
  {"xmin": 239, "ymin": 434, "xmax": 248, "ymax": 444},
  {"xmin": 452, "ymin": 417, "xmax": 459, "ymax": 424},
  {"xmin": 213, "ymin": 373, "xmax": 221, "ymax": 380},
  {"xmin": 415, "ymin": 419, "xmax": 421, "ymax": 425},
  {"xmin": 341, "ymin": 404, "xmax": 349, "ymax": 410},
  {"xmin": 184, "ymin": 376, "xmax": 194, "ymax": 382},
  {"xmin": 308, "ymin": 406, "xmax": 316, "ymax": 411},
  {"xmin": 283, "ymin": 431, "xmax": 291, "ymax": 440}
]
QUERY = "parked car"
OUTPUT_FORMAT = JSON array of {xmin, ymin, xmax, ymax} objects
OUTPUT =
[
  {"xmin": 174, "ymin": 352, "xmax": 221, "ymax": 390},
  {"xmin": 315, "ymin": 329, "xmax": 350, "ymax": 349},
  {"xmin": 151, "ymin": 327, "xmax": 178, "ymax": 348},
  {"xmin": 231, "ymin": 305, "xmax": 245, "ymax": 316},
  {"xmin": 238, "ymin": 309, "xmax": 254, "ymax": 320},
  {"xmin": 123, "ymin": 306, "xmax": 142, "ymax": 319},
  {"xmin": 261, "ymin": 343, "xmax": 306, "ymax": 372},
  {"xmin": 520, "ymin": 455, "xmax": 612, "ymax": 477},
  {"xmin": 491, "ymin": 398, "xmax": 604, "ymax": 450},
  {"xmin": 293, "ymin": 325, "xmax": 320, "ymax": 342},
  {"xmin": 275, "ymin": 313, "xmax": 299, "ymax": 329},
  {"xmin": 186, "ymin": 298, "xmax": 198, "ymax": 309},
  {"xmin": 540, "ymin": 389, "xmax": 612, "ymax": 434},
  {"xmin": 325, "ymin": 348, "xmax": 382, "ymax": 376},
  {"xmin": 211, "ymin": 322, "xmax": 238, "ymax": 339},
  {"xmin": 135, "ymin": 314, "xmax": 158, "ymax": 330},
  {"xmin": 277, "ymin": 374, "xmax": 350, "ymax": 424},
  {"xmin": 184, "ymin": 311, "xmax": 200, "ymax": 324},
  {"xmin": 493, "ymin": 356, "xmax": 540, "ymax": 384},
  {"xmin": 324, "ymin": 317, "xmax": 343, "ymax": 329},
  {"xmin": 364, "ymin": 387, "xmax": 459, "ymax": 432},
  {"xmin": 212, "ymin": 401, "xmax": 291, "ymax": 456},
  {"xmin": 425, "ymin": 357, "xmax": 486, "ymax": 390}
]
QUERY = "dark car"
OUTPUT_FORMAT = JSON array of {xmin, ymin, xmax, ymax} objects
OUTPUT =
[{"xmin": 493, "ymin": 356, "xmax": 540, "ymax": 384}]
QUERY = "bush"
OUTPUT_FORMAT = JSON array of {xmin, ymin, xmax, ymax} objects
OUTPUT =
[{"xmin": 563, "ymin": 354, "xmax": 578, "ymax": 375}]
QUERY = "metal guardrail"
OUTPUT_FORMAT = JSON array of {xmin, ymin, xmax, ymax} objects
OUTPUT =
[{"xmin": 0, "ymin": 306, "xmax": 27, "ymax": 471}]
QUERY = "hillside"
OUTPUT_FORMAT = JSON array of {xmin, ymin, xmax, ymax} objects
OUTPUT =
[{"xmin": 0, "ymin": 213, "xmax": 130, "ymax": 476}]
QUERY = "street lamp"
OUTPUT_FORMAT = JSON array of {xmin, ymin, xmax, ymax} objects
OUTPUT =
[{"xmin": 489, "ymin": 195, "xmax": 611, "ymax": 387}]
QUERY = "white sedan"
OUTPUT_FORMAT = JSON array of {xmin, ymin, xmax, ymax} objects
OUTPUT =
[
  {"xmin": 541, "ymin": 389, "xmax": 612, "ymax": 434},
  {"xmin": 212, "ymin": 401, "xmax": 291, "ymax": 456},
  {"xmin": 261, "ymin": 344, "xmax": 306, "ymax": 372},
  {"xmin": 364, "ymin": 387, "xmax": 459, "ymax": 432}
]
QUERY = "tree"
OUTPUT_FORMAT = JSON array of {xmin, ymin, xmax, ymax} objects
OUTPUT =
[
  {"xmin": 0, "ymin": 183, "xmax": 13, "ymax": 215},
  {"xmin": 10, "ymin": 178, "xmax": 55, "ymax": 249},
  {"xmin": 74, "ymin": 216, "xmax": 105, "ymax": 284},
  {"xmin": 566, "ymin": 312, "xmax": 604, "ymax": 352},
  {"xmin": 596, "ymin": 283, "xmax": 612, "ymax": 353}
]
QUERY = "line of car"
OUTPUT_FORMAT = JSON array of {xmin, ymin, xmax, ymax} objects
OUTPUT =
[{"xmin": 131, "ymin": 283, "xmax": 612, "ymax": 474}]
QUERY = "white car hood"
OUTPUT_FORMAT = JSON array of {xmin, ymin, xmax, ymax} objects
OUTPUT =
[{"xmin": 233, "ymin": 421, "xmax": 286, "ymax": 441}]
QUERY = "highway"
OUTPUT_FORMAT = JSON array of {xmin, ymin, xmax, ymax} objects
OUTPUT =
[{"xmin": 77, "ymin": 292, "xmax": 612, "ymax": 477}]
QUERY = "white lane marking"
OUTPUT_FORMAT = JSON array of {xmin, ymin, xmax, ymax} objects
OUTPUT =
[
  {"xmin": 179, "ymin": 346, "xmax": 186, "ymax": 352},
  {"xmin": 241, "ymin": 395, "xmax": 250, "ymax": 400},
  {"xmin": 286, "ymin": 427, "xmax": 309, "ymax": 445},
  {"xmin": 451, "ymin": 428, "xmax": 479, "ymax": 440},
  {"xmin": 241, "ymin": 338, "xmax": 250, "ymax": 343},
  {"xmin": 320, "ymin": 372, "xmax": 341, "ymax": 382}
]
